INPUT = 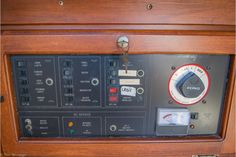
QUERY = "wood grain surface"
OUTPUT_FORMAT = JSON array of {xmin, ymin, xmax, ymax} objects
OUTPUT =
[
  {"xmin": 2, "ymin": 0, "xmax": 235, "ymax": 25},
  {"xmin": 1, "ymin": 41, "xmax": 235, "ymax": 157},
  {"xmin": 2, "ymin": 34, "xmax": 235, "ymax": 55},
  {"xmin": 1, "ymin": 0, "xmax": 235, "ymax": 156}
]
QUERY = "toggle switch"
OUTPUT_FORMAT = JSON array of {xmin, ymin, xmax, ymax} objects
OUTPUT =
[
  {"xmin": 109, "ymin": 61, "xmax": 117, "ymax": 67},
  {"xmin": 110, "ymin": 79, "xmax": 116, "ymax": 85},
  {"xmin": 109, "ymin": 96, "xmax": 118, "ymax": 102},
  {"xmin": 109, "ymin": 87, "xmax": 117, "ymax": 94}
]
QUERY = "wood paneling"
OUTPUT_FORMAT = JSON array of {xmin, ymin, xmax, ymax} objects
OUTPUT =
[
  {"xmin": 2, "ymin": 35, "xmax": 235, "ymax": 157},
  {"xmin": 1, "ymin": 24, "xmax": 235, "ymax": 32},
  {"xmin": 1, "ymin": 0, "xmax": 235, "ymax": 156},
  {"xmin": 2, "ymin": 34, "xmax": 235, "ymax": 55},
  {"xmin": 2, "ymin": 0, "xmax": 235, "ymax": 25},
  {"xmin": 0, "ymin": 44, "xmax": 4, "ymax": 157}
]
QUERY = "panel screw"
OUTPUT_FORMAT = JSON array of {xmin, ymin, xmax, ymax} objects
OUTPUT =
[
  {"xmin": 168, "ymin": 100, "xmax": 173, "ymax": 104},
  {"xmin": 190, "ymin": 124, "xmax": 195, "ymax": 129},
  {"xmin": 171, "ymin": 66, "xmax": 176, "ymax": 70},
  {"xmin": 58, "ymin": 0, "xmax": 64, "ymax": 6},
  {"xmin": 202, "ymin": 99, "xmax": 206, "ymax": 104},
  {"xmin": 206, "ymin": 66, "xmax": 211, "ymax": 70},
  {"xmin": 146, "ymin": 4, "xmax": 153, "ymax": 10}
]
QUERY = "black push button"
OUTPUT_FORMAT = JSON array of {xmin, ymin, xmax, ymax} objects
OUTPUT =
[{"xmin": 176, "ymin": 72, "xmax": 205, "ymax": 98}]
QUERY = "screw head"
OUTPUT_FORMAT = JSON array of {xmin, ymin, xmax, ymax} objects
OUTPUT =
[
  {"xmin": 171, "ymin": 66, "xmax": 176, "ymax": 70},
  {"xmin": 168, "ymin": 100, "xmax": 173, "ymax": 104},
  {"xmin": 190, "ymin": 124, "xmax": 195, "ymax": 129},
  {"xmin": 206, "ymin": 66, "xmax": 211, "ymax": 70},
  {"xmin": 146, "ymin": 4, "xmax": 153, "ymax": 10},
  {"xmin": 58, "ymin": 0, "xmax": 64, "ymax": 6}
]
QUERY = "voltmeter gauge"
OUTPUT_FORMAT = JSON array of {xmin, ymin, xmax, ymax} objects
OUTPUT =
[{"xmin": 168, "ymin": 64, "xmax": 210, "ymax": 105}]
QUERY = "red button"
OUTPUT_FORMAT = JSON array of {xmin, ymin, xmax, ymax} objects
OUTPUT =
[
  {"xmin": 109, "ymin": 87, "xmax": 117, "ymax": 94},
  {"xmin": 109, "ymin": 96, "xmax": 118, "ymax": 102}
]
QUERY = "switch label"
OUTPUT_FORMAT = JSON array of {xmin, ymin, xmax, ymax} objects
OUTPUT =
[
  {"xmin": 118, "ymin": 70, "xmax": 137, "ymax": 77},
  {"xmin": 119, "ymin": 79, "xmax": 140, "ymax": 85},
  {"xmin": 120, "ymin": 86, "xmax": 136, "ymax": 97}
]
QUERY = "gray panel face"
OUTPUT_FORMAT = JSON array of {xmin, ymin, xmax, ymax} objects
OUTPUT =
[
  {"xmin": 63, "ymin": 117, "xmax": 102, "ymax": 137},
  {"xmin": 58, "ymin": 56, "xmax": 101, "ymax": 107},
  {"xmin": 20, "ymin": 117, "xmax": 59, "ymax": 137},
  {"xmin": 105, "ymin": 56, "xmax": 147, "ymax": 107},
  {"xmin": 13, "ymin": 57, "xmax": 57, "ymax": 107},
  {"xmin": 11, "ymin": 54, "xmax": 230, "ymax": 138}
]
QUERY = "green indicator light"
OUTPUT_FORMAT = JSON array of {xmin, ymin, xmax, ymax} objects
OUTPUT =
[{"xmin": 69, "ymin": 129, "xmax": 75, "ymax": 135}]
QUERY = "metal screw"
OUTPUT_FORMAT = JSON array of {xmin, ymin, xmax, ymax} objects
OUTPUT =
[
  {"xmin": 168, "ymin": 100, "xmax": 173, "ymax": 104},
  {"xmin": 117, "ymin": 36, "xmax": 129, "ymax": 49},
  {"xmin": 202, "ymin": 99, "xmax": 206, "ymax": 104},
  {"xmin": 146, "ymin": 4, "xmax": 153, "ymax": 10},
  {"xmin": 190, "ymin": 124, "xmax": 195, "ymax": 129},
  {"xmin": 171, "ymin": 66, "xmax": 176, "ymax": 70},
  {"xmin": 58, "ymin": 0, "xmax": 64, "ymax": 6},
  {"xmin": 206, "ymin": 66, "xmax": 211, "ymax": 70}
]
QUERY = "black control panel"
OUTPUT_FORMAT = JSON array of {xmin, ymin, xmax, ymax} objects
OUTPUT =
[{"xmin": 11, "ymin": 55, "xmax": 230, "ymax": 138}]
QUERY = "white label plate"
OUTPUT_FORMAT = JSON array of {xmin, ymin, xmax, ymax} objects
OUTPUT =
[
  {"xmin": 118, "ymin": 70, "xmax": 137, "ymax": 77},
  {"xmin": 120, "ymin": 86, "xmax": 136, "ymax": 97},
  {"xmin": 119, "ymin": 79, "xmax": 140, "ymax": 85}
]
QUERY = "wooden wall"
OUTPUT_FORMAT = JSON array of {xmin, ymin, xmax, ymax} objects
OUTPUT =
[{"xmin": 1, "ymin": 0, "xmax": 235, "ymax": 156}]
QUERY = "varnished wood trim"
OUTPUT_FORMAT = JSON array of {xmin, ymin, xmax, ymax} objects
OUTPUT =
[
  {"xmin": 1, "ymin": 24, "xmax": 235, "ymax": 33},
  {"xmin": 1, "ymin": 33, "xmax": 235, "ymax": 156},
  {"xmin": 2, "ymin": 35, "xmax": 235, "ymax": 55},
  {"xmin": 2, "ymin": 0, "xmax": 235, "ymax": 25}
]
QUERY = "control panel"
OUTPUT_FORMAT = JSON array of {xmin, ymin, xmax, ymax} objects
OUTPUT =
[{"xmin": 11, "ymin": 54, "xmax": 230, "ymax": 138}]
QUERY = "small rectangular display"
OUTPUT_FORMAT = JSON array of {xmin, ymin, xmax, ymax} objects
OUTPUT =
[{"xmin": 157, "ymin": 108, "xmax": 190, "ymax": 126}]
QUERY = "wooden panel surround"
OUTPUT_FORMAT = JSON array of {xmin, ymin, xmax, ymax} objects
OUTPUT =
[
  {"xmin": 1, "ymin": 0, "xmax": 235, "ymax": 25},
  {"xmin": 1, "ymin": 0, "xmax": 235, "ymax": 156}
]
